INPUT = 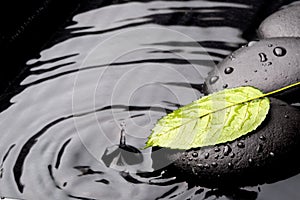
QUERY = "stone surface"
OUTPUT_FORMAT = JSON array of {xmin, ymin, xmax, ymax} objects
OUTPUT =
[
  {"xmin": 203, "ymin": 38, "xmax": 300, "ymax": 102},
  {"xmin": 152, "ymin": 98, "xmax": 300, "ymax": 188},
  {"xmin": 258, "ymin": 5, "xmax": 300, "ymax": 38}
]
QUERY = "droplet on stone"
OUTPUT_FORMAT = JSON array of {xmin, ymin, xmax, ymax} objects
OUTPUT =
[
  {"xmin": 197, "ymin": 163, "xmax": 204, "ymax": 169},
  {"xmin": 248, "ymin": 158, "xmax": 253, "ymax": 164},
  {"xmin": 268, "ymin": 44, "xmax": 273, "ymax": 47},
  {"xmin": 284, "ymin": 114, "xmax": 289, "ymax": 118},
  {"xmin": 204, "ymin": 164, "xmax": 210, "ymax": 169},
  {"xmin": 223, "ymin": 145, "xmax": 232, "ymax": 156},
  {"xmin": 188, "ymin": 157, "xmax": 193, "ymax": 161},
  {"xmin": 269, "ymin": 152, "xmax": 275, "ymax": 157},
  {"xmin": 209, "ymin": 76, "xmax": 219, "ymax": 84},
  {"xmin": 248, "ymin": 41, "xmax": 258, "ymax": 47},
  {"xmin": 204, "ymin": 153, "xmax": 209, "ymax": 159},
  {"xmin": 254, "ymin": 70, "xmax": 258, "ymax": 73},
  {"xmin": 229, "ymin": 152, "xmax": 235, "ymax": 158},
  {"xmin": 273, "ymin": 47, "xmax": 287, "ymax": 57},
  {"xmin": 259, "ymin": 135, "xmax": 266, "ymax": 141},
  {"xmin": 215, "ymin": 154, "xmax": 219, "ymax": 159},
  {"xmin": 224, "ymin": 67, "xmax": 234, "ymax": 74},
  {"xmin": 259, "ymin": 52, "xmax": 268, "ymax": 62},
  {"xmin": 256, "ymin": 144, "xmax": 263, "ymax": 153},
  {"xmin": 237, "ymin": 142, "xmax": 245, "ymax": 148},
  {"xmin": 228, "ymin": 162, "xmax": 233, "ymax": 168},
  {"xmin": 192, "ymin": 152, "xmax": 198, "ymax": 158},
  {"xmin": 211, "ymin": 162, "xmax": 218, "ymax": 167},
  {"xmin": 223, "ymin": 84, "xmax": 228, "ymax": 88},
  {"xmin": 229, "ymin": 54, "xmax": 235, "ymax": 60},
  {"xmin": 214, "ymin": 147, "xmax": 220, "ymax": 152}
]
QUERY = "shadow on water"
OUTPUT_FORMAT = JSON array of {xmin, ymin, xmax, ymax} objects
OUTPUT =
[{"xmin": 1, "ymin": 0, "xmax": 300, "ymax": 199}]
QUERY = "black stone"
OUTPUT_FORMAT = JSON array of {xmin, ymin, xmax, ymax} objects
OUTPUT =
[
  {"xmin": 152, "ymin": 98, "xmax": 300, "ymax": 188},
  {"xmin": 203, "ymin": 38, "xmax": 300, "ymax": 103},
  {"xmin": 258, "ymin": 5, "xmax": 300, "ymax": 38}
]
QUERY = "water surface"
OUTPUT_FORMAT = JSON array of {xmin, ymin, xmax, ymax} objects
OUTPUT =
[{"xmin": 1, "ymin": 1, "xmax": 300, "ymax": 199}]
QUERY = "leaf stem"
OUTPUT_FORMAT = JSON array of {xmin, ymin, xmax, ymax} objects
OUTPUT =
[{"xmin": 262, "ymin": 81, "xmax": 300, "ymax": 97}]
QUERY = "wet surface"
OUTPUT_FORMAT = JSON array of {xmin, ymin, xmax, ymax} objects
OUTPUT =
[{"xmin": 1, "ymin": 0, "xmax": 300, "ymax": 199}]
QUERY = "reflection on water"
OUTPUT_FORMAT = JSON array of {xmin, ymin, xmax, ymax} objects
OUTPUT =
[{"xmin": 0, "ymin": 0, "xmax": 300, "ymax": 199}]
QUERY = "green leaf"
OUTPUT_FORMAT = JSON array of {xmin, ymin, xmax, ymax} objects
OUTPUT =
[{"xmin": 145, "ymin": 82, "xmax": 300, "ymax": 150}]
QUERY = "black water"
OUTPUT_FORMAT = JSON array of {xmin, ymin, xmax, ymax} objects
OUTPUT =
[{"xmin": 1, "ymin": 0, "xmax": 300, "ymax": 199}]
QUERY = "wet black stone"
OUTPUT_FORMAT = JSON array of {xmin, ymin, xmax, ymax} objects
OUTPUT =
[
  {"xmin": 155, "ymin": 98, "xmax": 300, "ymax": 188},
  {"xmin": 204, "ymin": 38, "xmax": 300, "ymax": 103},
  {"xmin": 258, "ymin": 5, "xmax": 300, "ymax": 38}
]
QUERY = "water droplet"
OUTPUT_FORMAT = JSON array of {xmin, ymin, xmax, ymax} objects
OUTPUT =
[
  {"xmin": 229, "ymin": 54, "xmax": 235, "ymax": 60},
  {"xmin": 248, "ymin": 41, "xmax": 258, "ymax": 47},
  {"xmin": 245, "ymin": 80, "xmax": 248, "ymax": 83},
  {"xmin": 204, "ymin": 164, "xmax": 210, "ymax": 169},
  {"xmin": 259, "ymin": 53, "xmax": 268, "ymax": 62},
  {"xmin": 192, "ymin": 167, "xmax": 197, "ymax": 175},
  {"xmin": 223, "ymin": 84, "xmax": 228, "ymax": 88},
  {"xmin": 284, "ymin": 114, "xmax": 289, "ymax": 118},
  {"xmin": 269, "ymin": 152, "xmax": 275, "ymax": 157},
  {"xmin": 199, "ymin": 83, "xmax": 206, "ymax": 94},
  {"xmin": 214, "ymin": 147, "xmax": 220, "ymax": 152},
  {"xmin": 264, "ymin": 77, "xmax": 268, "ymax": 80},
  {"xmin": 181, "ymin": 158, "xmax": 185, "ymax": 161},
  {"xmin": 237, "ymin": 142, "xmax": 245, "ymax": 148},
  {"xmin": 215, "ymin": 154, "xmax": 219, "ymax": 159},
  {"xmin": 254, "ymin": 70, "xmax": 258, "ymax": 73},
  {"xmin": 259, "ymin": 135, "xmax": 266, "ymax": 141},
  {"xmin": 268, "ymin": 44, "xmax": 273, "ymax": 47},
  {"xmin": 119, "ymin": 123, "xmax": 127, "ymax": 146},
  {"xmin": 229, "ymin": 152, "xmax": 235, "ymax": 158},
  {"xmin": 248, "ymin": 158, "xmax": 253, "ymax": 164},
  {"xmin": 211, "ymin": 162, "xmax": 218, "ymax": 167},
  {"xmin": 209, "ymin": 76, "xmax": 219, "ymax": 84},
  {"xmin": 192, "ymin": 152, "xmax": 198, "ymax": 158},
  {"xmin": 256, "ymin": 144, "xmax": 263, "ymax": 153},
  {"xmin": 197, "ymin": 163, "xmax": 204, "ymax": 169},
  {"xmin": 204, "ymin": 153, "xmax": 209, "ymax": 159},
  {"xmin": 188, "ymin": 157, "xmax": 193, "ymax": 161},
  {"xmin": 228, "ymin": 162, "xmax": 233, "ymax": 168},
  {"xmin": 273, "ymin": 47, "xmax": 287, "ymax": 57},
  {"xmin": 224, "ymin": 67, "xmax": 234, "ymax": 74},
  {"xmin": 223, "ymin": 145, "xmax": 232, "ymax": 156}
]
